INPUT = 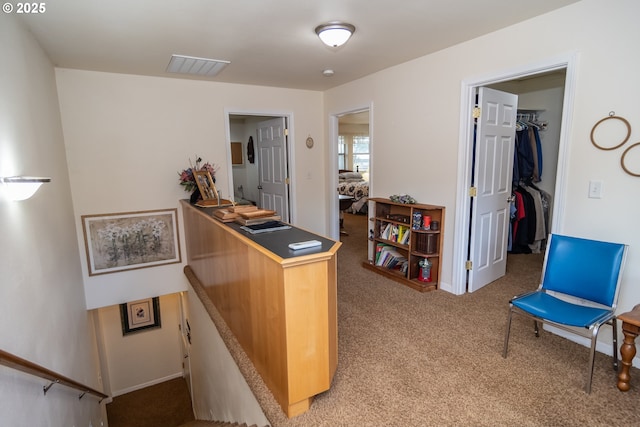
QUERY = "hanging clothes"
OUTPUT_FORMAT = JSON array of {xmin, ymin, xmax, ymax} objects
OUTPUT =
[
  {"xmin": 510, "ymin": 187, "xmax": 534, "ymax": 254},
  {"xmin": 533, "ymin": 127, "xmax": 543, "ymax": 181},
  {"xmin": 514, "ymin": 115, "xmax": 544, "ymax": 185},
  {"xmin": 521, "ymin": 185, "xmax": 546, "ymax": 253},
  {"xmin": 247, "ymin": 136, "xmax": 255, "ymax": 164},
  {"xmin": 515, "ymin": 128, "xmax": 535, "ymax": 183},
  {"xmin": 509, "ymin": 183, "xmax": 552, "ymax": 254},
  {"xmin": 510, "ymin": 112, "xmax": 550, "ymax": 254},
  {"xmin": 529, "ymin": 127, "xmax": 540, "ymax": 182}
]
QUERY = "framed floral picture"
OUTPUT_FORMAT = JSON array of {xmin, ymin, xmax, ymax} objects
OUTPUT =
[
  {"xmin": 81, "ymin": 208, "xmax": 181, "ymax": 276},
  {"xmin": 120, "ymin": 297, "xmax": 161, "ymax": 335}
]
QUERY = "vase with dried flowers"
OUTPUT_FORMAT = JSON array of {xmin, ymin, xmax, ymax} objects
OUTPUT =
[{"xmin": 178, "ymin": 156, "xmax": 218, "ymax": 203}]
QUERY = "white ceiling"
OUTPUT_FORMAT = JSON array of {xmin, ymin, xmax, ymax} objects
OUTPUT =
[{"xmin": 19, "ymin": 0, "xmax": 580, "ymax": 91}]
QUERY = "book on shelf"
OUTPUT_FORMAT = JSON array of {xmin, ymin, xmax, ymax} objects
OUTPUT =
[
  {"xmin": 374, "ymin": 243, "xmax": 408, "ymax": 273},
  {"xmin": 398, "ymin": 226, "xmax": 410, "ymax": 244},
  {"xmin": 380, "ymin": 223, "xmax": 410, "ymax": 244}
]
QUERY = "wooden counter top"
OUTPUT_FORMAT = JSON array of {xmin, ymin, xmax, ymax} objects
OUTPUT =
[{"xmin": 187, "ymin": 203, "xmax": 340, "ymax": 263}]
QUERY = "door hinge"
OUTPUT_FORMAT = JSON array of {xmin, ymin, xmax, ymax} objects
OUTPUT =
[
  {"xmin": 469, "ymin": 187, "xmax": 477, "ymax": 197},
  {"xmin": 285, "ymin": 177, "xmax": 290, "ymax": 185},
  {"xmin": 466, "ymin": 260, "xmax": 473, "ymax": 270},
  {"xmin": 284, "ymin": 128, "xmax": 289, "ymax": 136},
  {"xmin": 472, "ymin": 107, "xmax": 481, "ymax": 119}
]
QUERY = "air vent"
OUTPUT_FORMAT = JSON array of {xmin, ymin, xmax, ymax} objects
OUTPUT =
[{"xmin": 166, "ymin": 54, "xmax": 230, "ymax": 77}]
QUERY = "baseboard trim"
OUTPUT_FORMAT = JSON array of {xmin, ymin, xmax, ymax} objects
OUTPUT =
[
  {"xmin": 111, "ymin": 372, "xmax": 184, "ymax": 397},
  {"xmin": 545, "ymin": 325, "xmax": 640, "ymax": 368}
]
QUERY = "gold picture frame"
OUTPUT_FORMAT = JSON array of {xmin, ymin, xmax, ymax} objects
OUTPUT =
[{"xmin": 194, "ymin": 170, "xmax": 219, "ymax": 202}]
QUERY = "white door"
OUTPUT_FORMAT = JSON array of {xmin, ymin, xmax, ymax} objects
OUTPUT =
[
  {"xmin": 257, "ymin": 117, "xmax": 290, "ymax": 222},
  {"xmin": 467, "ymin": 87, "xmax": 518, "ymax": 292}
]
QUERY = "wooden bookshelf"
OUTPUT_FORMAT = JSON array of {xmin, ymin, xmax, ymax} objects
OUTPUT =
[{"xmin": 363, "ymin": 197, "xmax": 445, "ymax": 292}]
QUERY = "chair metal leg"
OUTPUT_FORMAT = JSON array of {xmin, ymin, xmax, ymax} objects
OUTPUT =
[
  {"xmin": 503, "ymin": 306, "xmax": 514, "ymax": 358},
  {"xmin": 586, "ymin": 325, "xmax": 602, "ymax": 394},
  {"xmin": 534, "ymin": 320, "xmax": 540, "ymax": 337}
]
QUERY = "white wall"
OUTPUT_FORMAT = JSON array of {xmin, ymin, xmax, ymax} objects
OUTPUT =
[
  {"xmin": 185, "ymin": 284, "xmax": 269, "ymax": 425},
  {"xmin": 55, "ymin": 70, "xmax": 325, "ymax": 310},
  {"xmin": 98, "ymin": 293, "xmax": 183, "ymax": 396},
  {"xmin": 0, "ymin": 13, "xmax": 104, "ymax": 427}
]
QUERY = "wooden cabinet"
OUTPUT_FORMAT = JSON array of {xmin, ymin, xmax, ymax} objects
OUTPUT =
[
  {"xmin": 180, "ymin": 201, "xmax": 340, "ymax": 418},
  {"xmin": 363, "ymin": 197, "xmax": 444, "ymax": 292}
]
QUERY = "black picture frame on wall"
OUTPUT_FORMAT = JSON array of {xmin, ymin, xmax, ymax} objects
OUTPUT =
[{"xmin": 120, "ymin": 297, "xmax": 161, "ymax": 336}]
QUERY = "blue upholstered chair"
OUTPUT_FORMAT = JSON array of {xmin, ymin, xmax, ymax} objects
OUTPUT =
[{"xmin": 502, "ymin": 233, "xmax": 628, "ymax": 393}]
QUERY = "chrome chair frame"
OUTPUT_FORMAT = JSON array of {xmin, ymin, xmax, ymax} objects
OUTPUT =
[{"xmin": 502, "ymin": 233, "xmax": 628, "ymax": 394}]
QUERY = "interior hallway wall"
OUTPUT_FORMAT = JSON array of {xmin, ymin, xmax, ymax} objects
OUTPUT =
[
  {"xmin": 98, "ymin": 293, "xmax": 183, "ymax": 396},
  {"xmin": 55, "ymin": 69, "xmax": 325, "ymax": 310},
  {"xmin": 0, "ymin": 13, "xmax": 105, "ymax": 427}
]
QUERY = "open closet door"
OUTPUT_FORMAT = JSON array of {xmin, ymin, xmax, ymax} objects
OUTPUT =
[{"xmin": 467, "ymin": 87, "xmax": 518, "ymax": 292}]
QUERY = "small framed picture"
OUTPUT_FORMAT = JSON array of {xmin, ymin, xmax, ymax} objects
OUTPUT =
[
  {"xmin": 194, "ymin": 170, "xmax": 219, "ymax": 201},
  {"xmin": 120, "ymin": 297, "xmax": 161, "ymax": 335}
]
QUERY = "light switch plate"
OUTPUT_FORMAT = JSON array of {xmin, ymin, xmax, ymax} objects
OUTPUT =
[{"xmin": 588, "ymin": 180, "xmax": 603, "ymax": 199}]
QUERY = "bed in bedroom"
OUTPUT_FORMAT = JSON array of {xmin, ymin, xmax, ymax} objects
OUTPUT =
[{"xmin": 337, "ymin": 170, "xmax": 369, "ymax": 214}]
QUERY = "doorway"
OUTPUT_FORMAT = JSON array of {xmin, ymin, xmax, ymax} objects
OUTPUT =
[
  {"xmin": 328, "ymin": 104, "xmax": 373, "ymax": 241},
  {"xmin": 337, "ymin": 110, "xmax": 371, "ymax": 248},
  {"xmin": 452, "ymin": 53, "xmax": 577, "ymax": 295},
  {"xmin": 225, "ymin": 112, "xmax": 293, "ymax": 222}
]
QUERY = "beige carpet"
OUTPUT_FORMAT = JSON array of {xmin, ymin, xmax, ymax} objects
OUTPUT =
[
  {"xmin": 113, "ymin": 213, "xmax": 640, "ymax": 426},
  {"xmin": 261, "ymin": 213, "xmax": 640, "ymax": 426}
]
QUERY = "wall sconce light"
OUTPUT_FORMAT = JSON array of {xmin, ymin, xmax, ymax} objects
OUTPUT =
[
  {"xmin": 315, "ymin": 22, "xmax": 356, "ymax": 48},
  {"xmin": 0, "ymin": 176, "xmax": 51, "ymax": 201}
]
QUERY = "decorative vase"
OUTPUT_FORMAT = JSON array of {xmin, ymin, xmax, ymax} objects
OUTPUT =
[{"xmin": 190, "ymin": 188, "xmax": 201, "ymax": 204}]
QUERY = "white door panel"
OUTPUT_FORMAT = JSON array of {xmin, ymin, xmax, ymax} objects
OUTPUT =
[
  {"xmin": 257, "ymin": 117, "xmax": 290, "ymax": 222},
  {"xmin": 468, "ymin": 87, "xmax": 517, "ymax": 292}
]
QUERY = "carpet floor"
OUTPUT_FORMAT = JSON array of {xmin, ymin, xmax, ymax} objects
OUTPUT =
[
  {"xmin": 106, "ymin": 377, "xmax": 194, "ymax": 427},
  {"xmin": 109, "ymin": 213, "xmax": 640, "ymax": 427}
]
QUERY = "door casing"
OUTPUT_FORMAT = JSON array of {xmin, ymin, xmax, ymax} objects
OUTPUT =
[
  {"xmin": 328, "ymin": 103, "xmax": 374, "ymax": 240},
  {"xmin": 224, "ymin": 109, "xmax": 295, "ymax": 223},
  {"xmin": 451, "ymin": 52, "xmax": 578, "ymax": 295}
]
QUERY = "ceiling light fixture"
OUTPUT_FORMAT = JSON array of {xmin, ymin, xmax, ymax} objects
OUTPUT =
[
  {"xmin": 0, "ymin": 176, "xmax": 51, "ymax": 201},
  {"xmin": 315, "ymin": 22, "xmax": 355, "ymax": 48}
]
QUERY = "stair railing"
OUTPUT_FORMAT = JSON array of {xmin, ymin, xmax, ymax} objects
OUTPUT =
[{"xmin": 0, "ymin": 348, "xmax": 108, "ymax": 401}]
